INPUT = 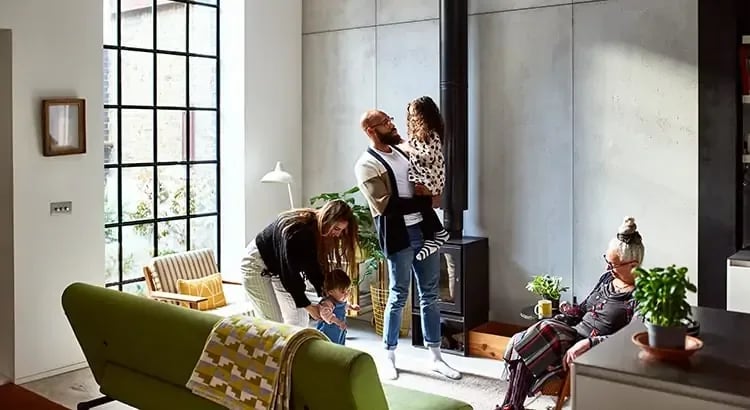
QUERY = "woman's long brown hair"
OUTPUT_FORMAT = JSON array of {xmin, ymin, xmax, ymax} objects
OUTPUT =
[
  {"xmin": 276, "ymin": 199, "xmax": 359, "ymax": 277},
  {"xmin": 407, "ymin": 95, "xmax": 444, "ymax": 143}
]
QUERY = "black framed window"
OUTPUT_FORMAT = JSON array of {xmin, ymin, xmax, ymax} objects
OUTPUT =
[{"xmin": 103, "ymin": 0, "xmax": 221, "ymax": 294}]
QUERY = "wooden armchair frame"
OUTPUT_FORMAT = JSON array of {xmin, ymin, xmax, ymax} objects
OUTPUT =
[
  {"xmin": 502, "ymin": 360, "xmax": 571, "ymax": 410},
  {"xmin": 142, "ymin": 260, "xmax": 242, "ymax": 310},
  {"xmin": 538, "ymin": 370, "xmax": 571, "ymax": 410}
]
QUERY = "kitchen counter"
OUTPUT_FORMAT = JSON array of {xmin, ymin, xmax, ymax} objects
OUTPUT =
[{"xmin": 572, "ymin": 306, "xmax": 750, "ymax": 409}]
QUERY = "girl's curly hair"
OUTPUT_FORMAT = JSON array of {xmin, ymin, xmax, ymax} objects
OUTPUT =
[{"xmin": 407, "ymin": 96, "xmax": 444, "ymax": 143}]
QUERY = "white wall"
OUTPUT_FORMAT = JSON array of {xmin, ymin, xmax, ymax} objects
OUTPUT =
[
  {"xmin": 219, "ymin": 0, "xmax": 246, "ymax": 277},
  {"xmin": 0, "ymin": 0, "xmax": 104, "ymax": 382},
  {"xmin": 301, "ymin": 0, "xmax": 698, "ymax": 324},
  {"xmin": 220, "ymin": 0, "xmax": 304, "ymax": 272},
  {"xmin": 244, "ymin": 0, "xmax": 303, "ymax": 240},
  {"xmin": 0, "ymin": 29, "xmax": 14, "ymax": 383},
  {"xmin": 571, "ymin": 0, "xmax": 698, "ymax": 302}
]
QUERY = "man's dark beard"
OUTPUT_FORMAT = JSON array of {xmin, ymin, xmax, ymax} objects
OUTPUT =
[{"xmin": 376, "ymin": 129, "xmax": 401, "ymax": 146}]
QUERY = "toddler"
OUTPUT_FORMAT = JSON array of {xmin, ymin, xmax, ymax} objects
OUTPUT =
[
  {"xmin": 315, "ymin": 269, "xmax": 360, "ymax": 345},
  {"xmin": 405, "ymin": 95, "xmax": 450, "ymax": 261}
]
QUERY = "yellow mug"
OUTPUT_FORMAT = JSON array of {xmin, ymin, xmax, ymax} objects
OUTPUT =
[{"xmin": 534, "ymin": 299, "xmax": 553, "ymax": 319}]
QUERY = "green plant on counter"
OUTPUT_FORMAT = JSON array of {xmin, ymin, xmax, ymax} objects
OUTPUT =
[{"xmin": 632, "ymin": 265, "xmax": 696, "ymax": 327}]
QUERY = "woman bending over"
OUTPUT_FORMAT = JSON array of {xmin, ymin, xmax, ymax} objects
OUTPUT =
[{"xmin": 240, "ymin": 199, "xmax": 358, "ymax": 327}]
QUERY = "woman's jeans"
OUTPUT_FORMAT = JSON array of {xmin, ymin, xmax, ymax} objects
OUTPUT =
[{"xmin": 383, "ymin": 224, "xmax": 441, "ymax": 350}]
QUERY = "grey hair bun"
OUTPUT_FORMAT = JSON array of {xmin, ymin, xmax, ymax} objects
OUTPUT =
[
  {"xmin": 617, "ymin": 217, "xmax": 641, "ymax": 244},
  {"xmin": 618, "ymin": 217, "xmax": 637, "ymax": 235}
]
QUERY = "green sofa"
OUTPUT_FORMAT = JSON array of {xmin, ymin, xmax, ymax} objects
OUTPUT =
[{"xmin": 62, "ymin": 282, "xmax": 472, "ymax": 410}]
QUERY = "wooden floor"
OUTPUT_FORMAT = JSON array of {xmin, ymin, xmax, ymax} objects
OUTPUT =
[{"xmin": 0, "ymin": 383, "xmax": 67, "ymax": 410}]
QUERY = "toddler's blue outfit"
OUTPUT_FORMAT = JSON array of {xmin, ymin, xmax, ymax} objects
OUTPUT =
[{"xmin": 315, "ymin": 297, "xmax": 347, "ymax": 345}]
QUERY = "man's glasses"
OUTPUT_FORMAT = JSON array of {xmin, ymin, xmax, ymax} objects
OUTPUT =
[{"xmin": 370, "ymin": 116, "xmax": 394, "ymax": 128}]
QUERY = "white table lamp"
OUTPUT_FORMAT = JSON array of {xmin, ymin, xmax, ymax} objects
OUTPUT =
[{"xmin": 261, "ymin": 161, "xmax": 294, "ymax": 208}]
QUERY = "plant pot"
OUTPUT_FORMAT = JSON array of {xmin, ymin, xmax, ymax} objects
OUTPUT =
[
  {"xmin": 370, "ymin": 281, "xmax": 411, "ymax": 337},
  {"xmin": 645, "ymin": 321, "xmax": 687, "ymax": 349}
]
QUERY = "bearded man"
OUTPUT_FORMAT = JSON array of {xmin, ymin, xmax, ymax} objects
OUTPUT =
[{"xmin": 353, "ymin": 109, "xmax": 461, "ymax": 381}]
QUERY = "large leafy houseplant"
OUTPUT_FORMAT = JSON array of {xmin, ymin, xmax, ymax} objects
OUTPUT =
[
  {"xmin": 632, "ymin": 265, "xmax": 697, "ymax": 349},
  {"xmin": 309, "ymin": 186, "xmax": 384, "ymax": 283}
]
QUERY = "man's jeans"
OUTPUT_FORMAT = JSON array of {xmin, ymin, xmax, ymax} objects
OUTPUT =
[{"xmin": 383, "ymin": 224, "xmax": 441, "ymax": 349}]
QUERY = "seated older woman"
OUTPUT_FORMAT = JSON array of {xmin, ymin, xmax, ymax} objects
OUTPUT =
[{"xmin": 499, "ymin": 217, "xmax": 645, "ymax": 410}]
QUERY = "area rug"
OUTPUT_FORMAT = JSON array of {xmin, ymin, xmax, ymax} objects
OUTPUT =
[
  {"xmin": 383, "ymin": 367, "xmax": 505, "ymax": 408},
  {"xmin": 376, "ymin": 357, "xmax": 562, "ymax": 410},
  {"xmin": 0, "ymin": 383, "xmax": 68, "ymax": 410},
  {"xmin": 344, "ymin": 319, "xmax": 564, "ymax": 410}
]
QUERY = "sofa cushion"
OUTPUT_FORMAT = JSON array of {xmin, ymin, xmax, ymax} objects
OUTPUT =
[
  {"xmin": 383, "ymin": 384, "xmax": 472, "ymax": 410},
  {"xmin": 177, "ymin": 273, "xmax": 227, "ymax": 311}
]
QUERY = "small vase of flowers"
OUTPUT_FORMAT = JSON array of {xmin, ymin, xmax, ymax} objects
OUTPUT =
[{"xmin": 526, "ymin": 274, "xmax": 569, "ymax": 311}]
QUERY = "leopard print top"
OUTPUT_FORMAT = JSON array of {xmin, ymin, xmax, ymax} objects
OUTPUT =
[{"xmin": 407, "ymin": 131, "xmax": 445, "ymax": 195}]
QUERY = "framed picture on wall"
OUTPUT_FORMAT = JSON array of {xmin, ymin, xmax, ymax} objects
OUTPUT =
[{"xmin": 42, "ymin": 98, "xmax": 86, "ymax": 156}]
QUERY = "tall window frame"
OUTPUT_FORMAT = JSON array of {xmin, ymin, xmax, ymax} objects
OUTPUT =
[{"xmin": 103, "ymin": 0, "xmax": 221, "ymax": 293}]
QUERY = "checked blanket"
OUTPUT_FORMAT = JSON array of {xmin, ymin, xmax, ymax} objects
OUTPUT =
[{"xmin": 186, "ymin": 315, "xmax": 327, "ymax": 410}]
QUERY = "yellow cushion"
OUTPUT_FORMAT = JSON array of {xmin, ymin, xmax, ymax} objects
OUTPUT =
[{"xmin": 176, "ymin": 273, "xmax": 227, "ymax": 311}]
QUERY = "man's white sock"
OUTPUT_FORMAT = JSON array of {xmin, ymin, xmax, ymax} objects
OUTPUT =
[
  {"xmin": 428, "ymin": 346, "xmax": 461, "ymax": 379},
  {"xmin": 381, "ymin": 350, "xmax": 398, "ymax": 380}
]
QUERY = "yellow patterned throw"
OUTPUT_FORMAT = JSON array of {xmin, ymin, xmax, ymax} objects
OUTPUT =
[{"xmin": 186, "ymin": 315, "xmax": 327, "ymax": 410}]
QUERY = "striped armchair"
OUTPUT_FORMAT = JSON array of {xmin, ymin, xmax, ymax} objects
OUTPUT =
[{"xmin": 142, "ymin": 248, "xmax": 252, "ymax": 317}]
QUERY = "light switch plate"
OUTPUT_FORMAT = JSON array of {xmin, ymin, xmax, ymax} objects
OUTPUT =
[{"xmin": 50, "ymin": 201, "xmax": 72, "ymax": 215}]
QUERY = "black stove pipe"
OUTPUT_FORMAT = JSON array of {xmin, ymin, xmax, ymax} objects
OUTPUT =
[{"xmin": 440, "ymin": 0, "xmax": 468, "ymax": 238}]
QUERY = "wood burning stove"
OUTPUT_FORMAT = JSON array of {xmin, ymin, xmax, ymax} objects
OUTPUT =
[{"xmin": 411, "ymin": 236, "xmax": 488, "ymax": 355}]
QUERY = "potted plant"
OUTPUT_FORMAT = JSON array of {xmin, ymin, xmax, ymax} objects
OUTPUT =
[
  {"xmin": 632, "ymin": 265, "xmax": 697, "ymax": 349},
  {"xmin": 525, "ymin": 274, "xmax": 569, "ymax": 311}
]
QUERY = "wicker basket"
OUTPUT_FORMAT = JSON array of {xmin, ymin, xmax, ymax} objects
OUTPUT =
[{"xmin": 370, "ymin": 281, "xmax": 411, "ymax": 337}]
